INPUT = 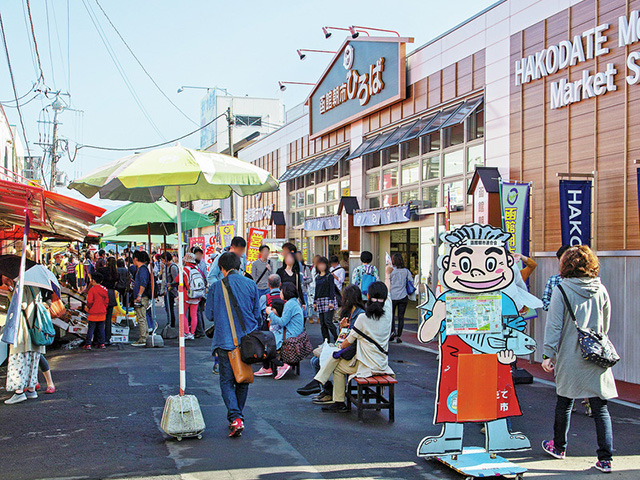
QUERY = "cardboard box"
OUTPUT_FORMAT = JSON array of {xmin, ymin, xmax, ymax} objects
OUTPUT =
[
  {"xmin": 111, "ymin": 335, "xmax": 129, "ymax": 344},
  {"xmin": 52, "ymin": 317, "xmax": 69, "ymax": 331},
  {"xmin": 112, "ymin": 325, "xmax": 130, "ymax": 336},
  {"xmin": 68, "ymin": 323, "xmax": 88, "ymax": 336}
]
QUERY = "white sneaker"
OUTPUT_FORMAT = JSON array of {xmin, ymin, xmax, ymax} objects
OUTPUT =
[
  {"xmin": 4, "ymin": 393, "xmax": 27, "ymax": 404},
  {"xmin": 25, "ymin": 391, "xmax": 38, "ymax": 399}
]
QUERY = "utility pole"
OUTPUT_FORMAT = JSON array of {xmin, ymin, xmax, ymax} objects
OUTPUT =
[
  {"xmin": 47, "ymin": 94, "xmax": 66, "ymax": 191},
  {"xmin": 227, "ymin": 106, "xmax": 235, "ymax": 220}
]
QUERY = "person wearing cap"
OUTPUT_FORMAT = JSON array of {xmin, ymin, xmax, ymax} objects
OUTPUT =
[{"xmin": 179, "ymin": 252, "xmax": 206, "ymax": 340}]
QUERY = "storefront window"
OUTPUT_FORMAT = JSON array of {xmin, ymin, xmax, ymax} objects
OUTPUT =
[
  {"xmin": 401, "ymin": 162, "xmax": 419, "ymax": 185},
  {"xmin": 467, "ymin": 103, "xmax": 484, "ymax": 140},
  {"xmin": 382, "ymin": 192, "xmax": 399, "ymax": 207},
  {"xmin": 289, "ymin": 194, "xmax": 295, "ymax": 209},
  {"xmin": 381, "ymin": 145, "xmax": 400, "ymax": 166},
  {"xmin": 366, "ymin": 172, "xmax": 380, "ymax": 192},
  {"xmin": 306, "ymin": 208, "xmax": 315, "ymax": 218},
  {"xmin": 467, "ymin": 144, "xmax": 484, "ymax": 172},
  {"xmin": 382, "ymin": 167, "xmax": 398, "ymax": 189},
  {"xmin": 442, "ymin": 123, "xmax": 464, "ymax": 148},
  {"xmin": 295, "ymin": 211, "xmax": 304, "ymax": 226},
  {"xmin": 443, "ymin": 149, "xmax": 464, "ymax": 177},
  {"xmin": 423, "ymin": 155, "xmax": 440, "ymax": 180},
  {"xmin": 327, "ymin": 203, "xmax": 338, "ymax": 215},
  {"xmin": 339, "ymin": 157, "xmax": 349, "ymax": 177},
  {"xmin": 401, "ymin": 189, "xmax": 419, "ymax": 204},
  {"xmin": 305, "ymin": 173, "xmax": 315, "ymax": 187},
  {"xmin": 400, "ymin": 138, "xmax": 420, "ymax": 160},
  {"xmin": 341, "ymin": 179, "xmax": 350, "ymax": 196},
  {"xmin": 316, "ymin": 186, "xmax": 326, "ymax": 203},
  {"xmin": 444, "ymin": 180, "xmax": 464, "ymax": 207},
  {"xmin": 316, "ymin": 169, "xmax": 325, "ymax": 184},
  {"xmin": 295, "ymin": 177, "xmax": 304, "ymax": 191},
  {"xmin": 297, "ymin": 192, "xmax": 305, "ymax": 207},
  {"xmin": 317, "ymin": 206, "xmax": 326, "ymax": 216},
  {"xmin": 327, "ymin": 182, "xmax": 339, "ymax": 201},
  {"xmin": 306, "ymin": 189, "xmax": 315, "ymax": 205},
  {"xmin": 422, "ymin": 185, "xmax": 440, "ymax": 208},
  {"xmin": 327, "ymin": 164, "xmax": 339, "ymax": 180},
  {"xmin": 422, "ymin": 133, "xmax": 440, "ymax": 152},
  {"xmin": 365, "ymin": 152, "xmax": 381, "ymax": 170},
  {"xmin": 368, "ymin": 196, "xmax": 381, "ymax": 208}
]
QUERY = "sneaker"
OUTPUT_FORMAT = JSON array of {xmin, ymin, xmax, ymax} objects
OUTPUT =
[
  {"xmin": 212, "ymin": 362, "xmax": 219, "ymax": 375},
  {"xmin": 82, "ymin": 345, "xmax": 92, "ymax": 350},
  {"xmin": 131, "ymin": 339, "xmax": 146, "ymax": 347},
  {"xmin": 228, "ymin": 418, "xmax": 244, "ymax": 438},
  {"xmin": 25, "ymin": 391, "xmax": 38, "ymax": 399},
  {"xmin": 312, "ymin": 394, "xmax": 333, "ymax": 405},
  {"xmin": 35, "ymin": 383, "xmax": 41, "ymax": 391},
  {"xmin": 98, "ymin": 344, "xmax": 106, "ymax": 349},
  {"xmin": 185, "ymin": 334, "xmax": 195, "ymax": 340},
  {"xmin": 255, "ymin": 367, "xmax": 273, "ymax": 377},
  {"xmin": 321, "ymin": 402, "xmax": 349, "ymax": 413},
  {"xmin": 542, "ymin": 440, "xmax": 566, "ymax": 459},
  {"xmin": 275, "ymin": 364, "xmax": 291, "ymax": 380},
  {"xmin": 4, "ymin": 393, "xmax": 27, "ymax": 405},
  {"xmin": 396, "ymin": 337, "xmax": 403, "ymax": 343},
  {"xmin": 595, "ymin": 460, "xmax": 612, "ymax": 473},
  {"xmin": 297, "ymin": 380, "xmax": 322, "ymax": 396}
]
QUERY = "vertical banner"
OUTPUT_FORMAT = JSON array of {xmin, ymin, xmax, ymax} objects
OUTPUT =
[
  {"xmin": 188, "ymin": 236, "xmax": 204, "ymax": 251},
  {"xmin": 444, "ymin": 187, "xmax": 451, "ymax": 231},
  {"xmin": 219, "ymin": 221, "xmax": 236, "ymax": 248},
  {"xmin": 245, "ymin": 228, "xmax": 268, "ymax": 274},
  {"xmin": 559, "ymin": 180, "xmax": 592, "ymax": 247},
  {"xmin": 637, "ymin": 168, "xmax": 640, "ymax": 237},
  {"xmin": 203, "ymin": 234, "xmax": 217, "ymax": 267},
  {"xmin": 340, "ymin": 209, "xmax": 349, "ymax": 251},
  {"xmin": 499, "ymin": 181, "xmax": 531, "ymax": 255}
]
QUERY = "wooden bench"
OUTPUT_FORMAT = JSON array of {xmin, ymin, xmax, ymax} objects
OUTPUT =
[{"xmin": 345, "ymin": 374, "xmax": 397, "ymax": 423}]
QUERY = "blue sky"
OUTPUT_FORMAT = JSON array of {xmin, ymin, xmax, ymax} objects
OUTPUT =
[{"xmin": 0, "ymin": 0, "xmax": 496, "ymax": 208}]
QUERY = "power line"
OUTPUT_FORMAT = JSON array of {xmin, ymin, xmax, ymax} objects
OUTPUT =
[
  {"xmin": 67, "ymin": 0, "xmax": 71, "ymax": 92},
  {"xmin": 25, "ymin": 0, "xmax": 46, "ymax": 82},
  {"xmin": 75, "ymin": 111, "xmax": 226, "ymax": 152},
  {"xmin": 50, "ymin": 0, "xmax": 70, "ymax": 90},
  {"xmin": 44, "ymin": 0, "xmax": 56, "ymax": 86},
  {"xmin": 80, "ymin": 0, "xmax": 165, "ymax": 140},
  {"xmin": 0, "ymin": 11, "xmax": 32, "ymax": 158},
  {"xmin": 95, "ymin": 0, "xmax": 199, "ymax": 127}
]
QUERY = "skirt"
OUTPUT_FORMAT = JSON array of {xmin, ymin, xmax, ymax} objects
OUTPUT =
[{"xmin": 6, "ymin": 351, "xmax": 41, "ymax": 392}]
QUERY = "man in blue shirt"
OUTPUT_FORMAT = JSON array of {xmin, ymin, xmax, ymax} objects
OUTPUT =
[
  {"xmin": 207, "ymin": 236, "xmax": 247, "ymax": 285},
  {"xmin": 205, "ymin": 251, "xmax": 260, "ymax": 437},
  {"xmin": 131, "ymin": 250, "xmax": 151, "ymax": 346}
]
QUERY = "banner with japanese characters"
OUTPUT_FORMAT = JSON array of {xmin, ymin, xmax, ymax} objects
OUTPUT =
[
  {"xmin": 219, "ymin": 221, "xmax": 236, "ymax": 248},
  {"xmin": 189, "ymin": 236, "xmax": 204, "ymax": 251},
  {"xmin": 245, "ymin": 228, "xmax": 268, "ymax": 274},
  {"xmin": 559, "ymin": 180, "xmax": 591, "ymax": 247},
  {"xmin": 499, "ymin": 181, "xmax": 530, "ymax": 256}
]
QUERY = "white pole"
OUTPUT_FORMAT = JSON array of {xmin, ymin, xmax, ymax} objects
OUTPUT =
[{"xmin": 176, "ymin": 186, "xmax": 186, "ymax": 395}]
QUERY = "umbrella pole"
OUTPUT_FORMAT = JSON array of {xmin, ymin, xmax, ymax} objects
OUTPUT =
[
  {"xmin": 148, "ymin": 222, "xmax": 156, "ymax": 333},
  {"xmin": 176, "ymin": 187, "xmax": 186, "ymax": 396}
]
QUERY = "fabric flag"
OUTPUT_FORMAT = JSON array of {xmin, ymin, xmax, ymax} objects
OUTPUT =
[
  {"xmin": 245, "ymin": 228, "xmax": 268, "ymax": 274},
  {"xmin": 559, "ymin": 180, "xmax": 591, "ymax": 247},
  {"xmin": 499, "ymin": 181, "xmax": 531, "ymax": 256}
]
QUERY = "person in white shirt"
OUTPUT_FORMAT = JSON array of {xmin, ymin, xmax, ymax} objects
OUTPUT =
[{"xmin": 329, "ymin": 255, "xmax": 345, "ymax": 301}]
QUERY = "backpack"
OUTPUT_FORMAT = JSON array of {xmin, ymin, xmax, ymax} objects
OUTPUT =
[
  {"xmin": 186, "ymin": 266, "xmax": 206, "ymax": 299},
  {"xmin": 27, "ymin": 287, "xmax": 55, "ymax": 346},
  {"xmin": 360, "ymin": 265, "xmax": 376, "ymax": 295},
  {"xmin": 266, "ymin": 292, "xmax": 285, "ymax": 317}
]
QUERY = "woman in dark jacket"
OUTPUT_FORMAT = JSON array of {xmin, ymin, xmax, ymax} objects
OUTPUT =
[
  {"xmin": 276, "ymin": 253, "xmax": 305, "ymax": 307},
  {"xmin": 97, "ymin": 256, "xmax": 118, "ymax": 345},
  {"xmin": 313, "ymin": 256, "xmax": 338, "ymax": 343}
]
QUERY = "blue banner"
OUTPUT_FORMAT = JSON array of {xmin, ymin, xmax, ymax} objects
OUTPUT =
[
  {"xmin": 354, "ymin": 205, "xmax": 410, "ymax": 227},
  {"xmin": 499, "ymin": 182, "xmax": 530, "ymax": 256},
  {"xmin": 304, "ymin": 215, "xmax": 340, "ymax": 231},
  {"xmin": 559, "ymin": 180, "xmax": 591, "ymax": 247}
]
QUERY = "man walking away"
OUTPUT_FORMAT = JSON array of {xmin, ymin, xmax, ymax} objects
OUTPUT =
[
  {"xmin": 542, "ymin": 245, "xmax": 570, "ymax": 311},
  {"xmin": 251, "ymin": 245, "xmax": 271, "ymax": 297},
  {"xmin": 131, "ymin": 250, "xmax": 151, "ymax": 346},
  {"xmin": 205, "ymin": 252, "xmax": 260, "ymax": 437},
  {"xmin": 351, "ymin": 251, "xmax": 379, "ymax": 300}
]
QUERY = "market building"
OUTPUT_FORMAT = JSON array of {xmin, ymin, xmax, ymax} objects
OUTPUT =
[{"xmin": 239, "ymin": 0, "xmax": 640, "ymax": 385}]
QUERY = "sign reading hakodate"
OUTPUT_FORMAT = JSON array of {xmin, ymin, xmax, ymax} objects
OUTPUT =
[{"xmin": 514, "ymin": 10, "xmax": 640, "ymax": 109}]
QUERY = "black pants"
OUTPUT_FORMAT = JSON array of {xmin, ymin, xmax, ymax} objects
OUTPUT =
[
  {"xmin": 391, "ymin": 296, "xmax": 409, "ymax": 337},
  {"xmin": 195, "ymin": 298, "xmax": 206, "ymax": 336},
  {"xmin": 263, "ymin": 357, "xmax": 284, "ymax": 370},
  {"xmin": 319, "ymin": 310, "xmax": 338, "ymax": 343},
  {"xmin": 167, "ymin": 292, "xmax": 177, "ymax": 327},
  {"xmin": 65, "ymin": 273, "xmax": 77, "ymax": 290},
  {"xmin": 104, "ymin": 305, "xmax": 114, "ymax": 343},
  {"xmin": 554, "ymin": 395, "xmax": 613, "ymax": 461},
  {"xmin": 39, "ymin": 354, "xmax": 49, "ymax": 372},
  {"xmin": 86, "ymin": 321, "xmax": 105, "ymax": 346}
]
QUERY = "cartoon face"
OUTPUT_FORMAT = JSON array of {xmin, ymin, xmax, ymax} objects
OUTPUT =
[{"xmin": 442, "ymin": 245, "xmax": 514, "ymax": 293}]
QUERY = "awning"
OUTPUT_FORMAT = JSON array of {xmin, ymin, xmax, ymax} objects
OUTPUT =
[
  {"xmin": 304, "ymin": 215, "xmax": 340, "ymax": 231},
  {"xmin": 440, "ymin": 96, "xmax": 483, "ymax": 129},
  {"xmin": 0, "ymin": 179, "xmax": 106, "ymax": 241},
  {"xmin": 347, "ymin": 136, "xmax": 378, "ymax": 160},
  {"xmin": 278, "ymin": 147, "xmax": 349, "ymax": 183}
]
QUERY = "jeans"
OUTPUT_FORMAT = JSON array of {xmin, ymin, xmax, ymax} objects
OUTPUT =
[
  {"xmin": 554, "ymin": 395, "xmax": 613, "ymax": 461},
  {"xmin": 86, "ymin": 321, "xmax": 105, "ymax": 345},
  {"xmin": 195, "ymin": 298, "xmax": 206, "ymax": 336},
  {"xmin": 216, "ymin": 348, "xmax": 250, "ymax": 423},
  {"xmin": 319, "ymin": 310, "xmax": 338, "ymax": 343},
  {"xmin": 310, "ymin": 355, "xmax": 320, "ymax": 374},
  {"xmin": 392, "ymin": 296, "xmax": 409, "ymax": 337},
  {"xmin": 165, "ymin": 292, "xmax": 177, "ymax": 327}
]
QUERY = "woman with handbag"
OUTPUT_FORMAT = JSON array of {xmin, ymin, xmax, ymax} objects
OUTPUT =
[
  {"xmin": 541, "ymin": 245, "xmax": 618, "ymax": 473},
  {"xmin": 255, "ymin": 283, "xmax": 305, "ymax": 380},
  {"xmin": 3, "ymin": 279, "xmax": 47, "ymax": 405},
  {"xmin": 388, "ymin": 253, "xmax": 414, "ymax": 343}
]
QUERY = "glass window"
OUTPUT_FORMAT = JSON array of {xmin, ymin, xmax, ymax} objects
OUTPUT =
[
  {"xmin": 295, "ymin": 211, "xmax": 304, "ymax": 226},
  {"xmin": 316, "ymin": 206, "xmax": 326, "ymax": 216},
  {"xmin": 401, "ymin": 162, "xmax": 419, "ymax": 185},
  {"xmin": 422, "ymin": 185, "xmax": 440, "ymax": 208},
  {"xmin": 297, "ymin": 192, "xmax": 305, "ymax": 207},
  {"xmin": 381, "ymin": 145, "xmax": 399, "ymax": 166},
  {"xmin": 327, "ymin": 203, "xmax": 338, "ymax": 215},
  {"xmin": 339, "ymin": 157, "xmax": 349, "ymax": 177},
  {"xmin": 306, "ymin": 208, "xmax": 315, "ymax": 218},
  {"xmin": 365, "ymin": 152, "xmax": 381, "ymax": 170},
  {"xmin": 327, "ymin": 182, "xmax": 339, "ymax": 201},
  {"xmin": 316, "ymin": 169, "xmax": 325, "ymax": 184},
  {"xmin": 382, "ymin": 167, "xmax": 398, "ymax": 189},
  {"xmin": 444, "ymin": 180, "xmax": 464, "ymax": 207},
  {"xmin": 467, "ymin": 103, "xmax": 484, "ymax": 140},
  {"xmin": 289, "ymin": 194, "xmax": 295, "ymax": 209},
  {"xmin": 467, "ymin": 144, "xmax": 484, "ymax": 172},
  {"xmin": 400, "ymin": 138, "xmax": 420, "ymax": 160},
  {"xmin": 368, "ymin": 196, "xmax": 381, "ymax": 208},
  {"xmin": 382, "ymin": 192, "xmax": 399, "ymax": 207},
  {"xmin": 295, "ymin": 177, "xmax": 304, "ymax": 190},
  {"xmin": 367, "ymin": 172, "xmax": 381, "ymax": 192},
  {"xmin": 341, "ymin": 179, "xmax": 350, "ymax": 196},
  {"xmin": 423, "ymin": 155, "xmax": 440, "ymax": 180},
  {"xmin": 401, "ymin": 189, "xmax": 419, "ymax": 204},
  {"xmin": 327, "ymin": 164, "xmax": 339, "ymax": 180},
  {"xmin": 306, "ymin": 189, "xmax": 315, "ymax": 205},
  {"xmin": 305, "ymin": 173, "xmax": 315, "ymax": 187},
  {"xmin": 443, "ymin": 149, "xmax": 464, "ymax": 177},
  {"xmin": 442, "ymin": 123, "xmax": 464, "ymax": 148},
  {"xmin": 422, "ymin": 133, "xmax": 440, "ymax": 153},
  {"xmin": 316, "ymin": 186, "xmax": 326, "ymax": 203}
]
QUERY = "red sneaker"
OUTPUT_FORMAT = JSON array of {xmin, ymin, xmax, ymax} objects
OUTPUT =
[
  {"xmin": 82, "ymin": 345, "xmax": 92, "ymax": 350},
  {"xmin": 228, "ymin": 418, "xmax": 244, "ymax": 438},
  {"xmin": 99, "ymin": 344, "xmax": 106, "ymax": 349},
  {"xmin": 35, "ymin": 383, "xmax": 41, "ymax": 391}
]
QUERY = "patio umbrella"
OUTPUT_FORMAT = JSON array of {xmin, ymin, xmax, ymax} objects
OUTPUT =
[
  {"xmin": 22, "ymin": 264, "xmax": 61, "ymax": 295},
  {"xmin": 0, "ymin": 254, "xmax": 37, "ymax": 279},
  {"xmin": 68, "ymin": 145, "xmax": 278, "ymax": 408},
  {"xmin": 91, "ymin": 224, "xmax": 180, "ymax": 245}
]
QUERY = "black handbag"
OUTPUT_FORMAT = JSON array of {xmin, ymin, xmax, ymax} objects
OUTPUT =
[
  {"xmin": 222, "ymin": 276, "xmax": 277, "ymax": 364},
  {"xmin": 558, "ymin": 285, "xmax": 620, "ymax": 368}
]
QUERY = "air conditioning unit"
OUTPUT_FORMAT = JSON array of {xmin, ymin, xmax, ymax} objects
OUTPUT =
[{"xmin": 55, "ymin": 171, "xmax": 68, "ymax": 187}]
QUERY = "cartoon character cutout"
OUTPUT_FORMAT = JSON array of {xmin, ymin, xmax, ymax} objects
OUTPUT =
[{"xmin": 417, "ymin": 224, "xmax": 536, "ymax": 457}]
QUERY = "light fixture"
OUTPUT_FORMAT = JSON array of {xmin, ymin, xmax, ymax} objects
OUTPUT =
[
  {"xmin": 177, "ymin": 87, "xmax": 184, "ymax": 93},
  {"xmin": 177, "ymin": 85, "xmax": 232, "ymax": 95},
  {"xmin": 348, "ymin": 26, "xmax": 359, "ymax": 39},
  {"xmin": 322, "ymin": 26, "xmax": 369, "ymax": 39},
  {"xmin": 322, "ymin": 26, "xmax": 331, "ymax": 39},
  {"xmin": 278, "ymin": 81, "xmax": 315, "ymax": 92},
  {"xmin": 297, "ymin": 49, "xmax": 306, "ymax": 60},
  {"xmin": 296, "ymin": 49, "xmax": 336, "ymax": 61},
  {"xmin": 351, "ymin": 25, "xmax": 401, "ymax": 37}
]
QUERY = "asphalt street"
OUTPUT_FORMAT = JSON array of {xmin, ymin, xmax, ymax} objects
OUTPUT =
[{"xmin": 1, "ymin": 307, "xmax": 639, "ymax": 480}]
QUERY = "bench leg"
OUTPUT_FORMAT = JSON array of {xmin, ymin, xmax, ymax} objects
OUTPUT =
[
  {"xmin": 345, "ymin": 379, "xmax": 351, "ymax": 410},
  {"xmin": 376, "ymin": 386, "xmax": 382, "ymax": 411},
  {"xmin": 389, "ymin": 384, "xmax": 395, "ymax": 423},
  {"xmin": 357, "ymin": 384, "xmax": 364, "ymax": 422}
]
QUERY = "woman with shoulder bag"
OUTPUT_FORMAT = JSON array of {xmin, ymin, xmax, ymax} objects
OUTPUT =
[
  {"xmin": 388, "ymin": 253, "xmax": 414, "ymax": 343},
  {"xmin": 541, "ymin": 246, "xmax": 618, "ymax": 473}
]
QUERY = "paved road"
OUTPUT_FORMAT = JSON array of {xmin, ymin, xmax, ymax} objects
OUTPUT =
[{"xmin": 1, "ymin": 309, "xmax": 639, "ymax": 480}]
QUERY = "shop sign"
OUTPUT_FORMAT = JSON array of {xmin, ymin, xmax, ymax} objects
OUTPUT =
[
  {"xmin": 219, "ymin": 221, "xmax": 236, "ymax": 248},
  {"xmin": 514, "ymin": 11, "xmax": 640, "ymax": 109},
  {"xmin": 340, "ymin": 209, "xmax": 349, "ymax": 251},
  {"xmin": 304, "ymin": 215, "xmax": 340, "ymax": 231},
  {"xmin": 245, "ymin": 204, "xmax": 274, "ymax": 223},
  {"xmin": 473, "ymin": 185, "xmax": 487, "ymax": 225},
  {"xmin": 499, "ymin": 182, "xmax": 530, "ymax": 255},
  {"xmin": 308, "ymin": 38, "xmax": 407, "ymax": 138},
  {"xmin": 353, "ymin": 204, "xmax": 410, "ymax": 227},
  {"xmin": 559, "ymin": 180, "xmax": 591, "ymax": 247},
  {"xmin": 245, "ymin": 228, "xmax": 268, "ymax": 274},
  {"xmin": 189, "ymin": 236, "xmax": 205, "ymax": 251}
]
